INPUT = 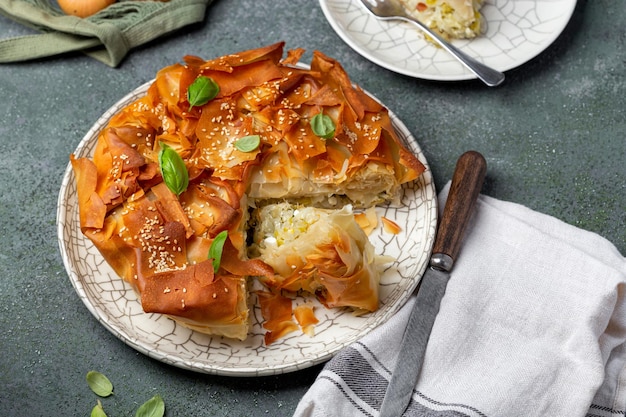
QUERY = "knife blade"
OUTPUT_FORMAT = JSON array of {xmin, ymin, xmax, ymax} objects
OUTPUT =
[{"xmin": 379, "ymin": 150, "xmax": 487, "ymax": 417}]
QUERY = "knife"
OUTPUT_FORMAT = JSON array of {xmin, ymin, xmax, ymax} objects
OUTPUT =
[{"xmin": 379, "ymin": 150, "xmax": 487, "ymax": 417}]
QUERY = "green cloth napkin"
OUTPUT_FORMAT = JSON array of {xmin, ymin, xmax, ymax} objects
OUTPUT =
[{"xmin": 0, "ymin": 0, "xmax": 212, "ymax": 67}]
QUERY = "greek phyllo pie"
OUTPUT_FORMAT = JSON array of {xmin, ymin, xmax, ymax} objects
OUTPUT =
[
  {"xmin": 70, "ymin": 42, "xmax": 425, "ymax": 344},
  {"xmin": 400, "ymin": 0, "xmax": 484, "ymax": 40}
]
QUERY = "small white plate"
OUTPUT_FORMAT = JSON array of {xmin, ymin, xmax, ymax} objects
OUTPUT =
[
  {"xmin": 319, "ymin": 0, "xmax": 577, "ymax": 80},
  {"xmin": 56, "ymin": 79, "xmax": 438, "ymax": 376}
]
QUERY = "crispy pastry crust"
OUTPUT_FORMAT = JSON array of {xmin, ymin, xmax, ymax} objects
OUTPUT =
[{"xmin": 71, "ymin": 42, "xmax": 425, "ymax": 342}]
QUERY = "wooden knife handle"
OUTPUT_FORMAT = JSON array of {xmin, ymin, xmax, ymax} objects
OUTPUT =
[{"xmin": 431, "ymin": 151, "xmax": 487, "ymax": 270}]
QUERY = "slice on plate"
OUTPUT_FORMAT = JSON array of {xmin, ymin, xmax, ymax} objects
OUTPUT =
[
  {"xmin": 251, "ymin": 203, "xmax": 382, "ymax": 312},
  {"xmin": 400, "ymin": 0, "xmax": 484, "ymax": 40}
]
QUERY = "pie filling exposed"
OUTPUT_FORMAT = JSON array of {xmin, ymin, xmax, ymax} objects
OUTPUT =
[{"xmin": 400, "ymin": 0, "xmax": 484, "ymax": 40}]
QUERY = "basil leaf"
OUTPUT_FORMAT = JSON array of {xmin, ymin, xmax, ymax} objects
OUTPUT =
[
  {"xmin": 86, "ymin": 371, "xmax": 113, "ymax": 397},
  {"xmin": 209, "ymin": 230, "xmax": 228, "ymax": 273},
  {"xmin": 135, "ymin": 394, "xmax": 165, "ymax": 417},
  {"xmin": 310, "ymin": 113, "xmax": 335, "ymax": 139},
  {"xmin": 234, "ymin": 135, "xmax": 261, "ymax": 152},
  {"xmin": 91, "ymin": 400, "xmax": 108, "ymax": 417},
  {"xmin": 158, "ymin": 143, "xmax": 189, "ymax": 195},
  {"xmin": 187, "ymin": 76, "xmax": 219, "ymax": 110}
]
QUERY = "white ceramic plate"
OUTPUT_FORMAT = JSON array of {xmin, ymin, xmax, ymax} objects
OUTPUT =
[
  {"xmin": 319, "ymin": 0, "xmax": 577, "ymax": 80},
  {"xmin": 57, "ymin": 80, "xmax": 437, "ymax": 376}
]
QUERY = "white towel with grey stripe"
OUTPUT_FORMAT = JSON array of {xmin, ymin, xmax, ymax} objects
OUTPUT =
[{"xmin": 293, "ymin": 183, "xmax": 626, "ymax": 417}]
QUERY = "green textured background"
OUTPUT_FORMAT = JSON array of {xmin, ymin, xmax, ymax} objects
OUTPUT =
[{"xmin": 0, "ymin": 0, "xmax": 624, "ymax": 415}]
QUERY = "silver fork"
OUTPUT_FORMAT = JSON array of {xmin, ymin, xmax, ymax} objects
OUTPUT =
[{"xmin": 359, "ymin": 0, "xmax": 505, "ymax": 87}]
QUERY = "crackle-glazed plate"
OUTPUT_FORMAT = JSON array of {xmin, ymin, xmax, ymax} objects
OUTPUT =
[
  {"xmin": 320, "ymin": 0, "xmax": 577, "ymax": 80},
  {"xmin": 56, "ymin": 79, "xmax": 437, "ymax": 376}
]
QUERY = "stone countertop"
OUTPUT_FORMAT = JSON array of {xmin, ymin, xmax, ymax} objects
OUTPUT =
[{"xmin": 0, "ymin": 0, "xmax": 624, "ymax": 415}]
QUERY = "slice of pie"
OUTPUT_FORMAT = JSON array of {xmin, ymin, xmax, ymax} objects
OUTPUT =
[{"xmin": 400, "ymin": 0, "xmax": 484, "ymax": 40}]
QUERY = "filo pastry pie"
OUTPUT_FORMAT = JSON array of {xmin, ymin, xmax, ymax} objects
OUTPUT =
[{"xmin": 70, "ymin": 42, "xmax": 425, "ymax": 343}]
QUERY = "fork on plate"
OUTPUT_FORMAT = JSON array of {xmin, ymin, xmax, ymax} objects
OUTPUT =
[{"xmin": 359, "ymin": 0, "xmax": 505, "ymax": 86}]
